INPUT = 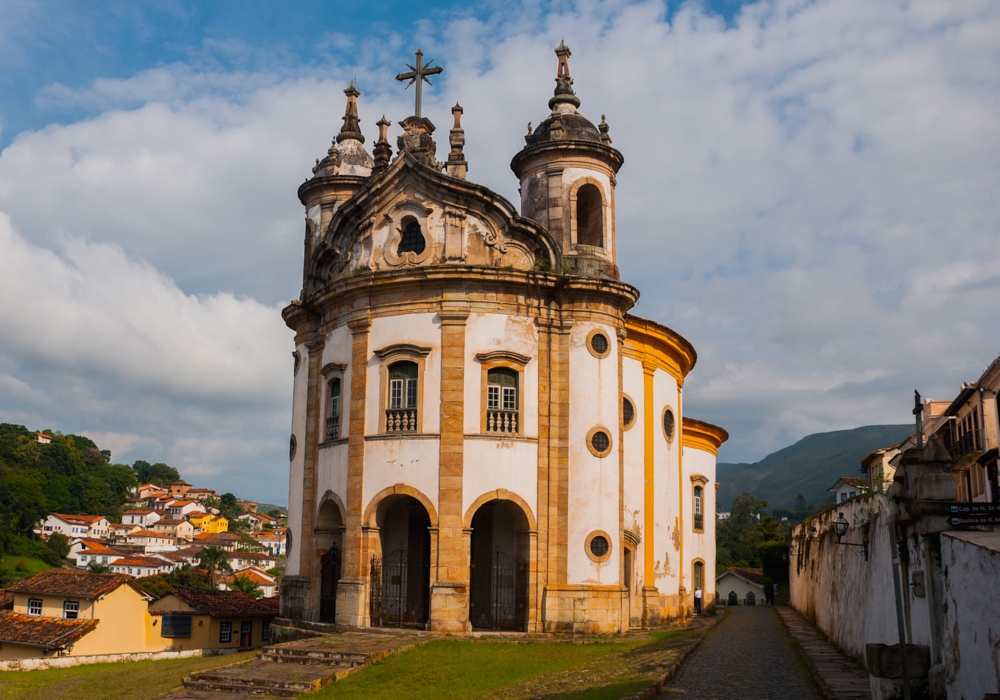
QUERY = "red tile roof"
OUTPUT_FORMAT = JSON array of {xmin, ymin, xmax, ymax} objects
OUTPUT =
[
  {"xmin": 0, "ymin": 611, "xmax": 98, "ymax": 649},
  {"xmin": 8, "ymin": 570, "xmax": 138, "ymax": 599},
  {"xmin": 724, "ymin": 567, "xmax": 766, "ymax": 586},
  {"xmin": 0, "ymin": 590, "xmax": 13, "ymax": 610},
  {"xmin": 50, "ymin": 513, "xmax": 106, "ymax": 525},
  {"xmin": 161, "ymin": 588, "xmax": 278, "ymax": 617},
  {"xmin": 114, "ymin": 556, "xmax": 167, "ymax": 568}
]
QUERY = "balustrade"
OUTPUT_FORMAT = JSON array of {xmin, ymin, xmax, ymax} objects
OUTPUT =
[
  {"xmin": 486, "ymin": 409, "xmax": 518, "ymax": 434},
  {"xmin": 385, "ymin": 408, "xmax": 418, "ymax": 433},
  {"xmin": 325, "ymin": 416, "xmax": 339, "ymax": 441}
]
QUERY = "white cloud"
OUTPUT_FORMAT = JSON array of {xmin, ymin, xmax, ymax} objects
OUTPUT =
[{"xmin": 1, "ymin": 0, "xmax": 999, "ymax": 497}]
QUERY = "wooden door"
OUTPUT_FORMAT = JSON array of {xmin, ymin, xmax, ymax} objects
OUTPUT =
[{"xmin": 240, "ymin": 620, "xmax": 252, "ymax": 648}]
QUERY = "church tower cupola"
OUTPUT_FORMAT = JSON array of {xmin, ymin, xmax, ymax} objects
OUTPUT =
[{"xmin": 511, "ymin": 42, "xmax": 624, "ymax": 280}]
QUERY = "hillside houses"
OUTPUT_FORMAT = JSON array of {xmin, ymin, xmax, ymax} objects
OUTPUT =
[{"xmin": 41, "ymin": 514, "xmax": 110, "ymax": 540}]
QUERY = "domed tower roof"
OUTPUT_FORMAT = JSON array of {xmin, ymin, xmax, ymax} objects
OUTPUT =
[
  {"xmin": 511, "ymin": 42, "xmax": 622, "ymax": 177},
  {"xmin": 310, "ymin": 81, "xmax": 374, "ymax": 179}
]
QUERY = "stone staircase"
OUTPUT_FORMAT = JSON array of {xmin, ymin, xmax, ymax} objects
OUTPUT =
[{"xmin": 170, "ymin": 630, "xmax": 426, "ymax": 698}]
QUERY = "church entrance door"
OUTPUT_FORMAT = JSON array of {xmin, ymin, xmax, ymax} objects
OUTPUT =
[
  {"xmin": 369, "ymin": 495, "xmax": 431, "ymax": 628},
  {"xmin": 319, "ymin": 542, "xmax": 341, "ymax": 623},
  {"xmin": 469, "ymin": 500, "xmax": 529, "ymax": 631}
]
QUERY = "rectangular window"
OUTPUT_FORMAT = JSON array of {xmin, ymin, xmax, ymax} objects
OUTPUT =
[
  {"xmin": 63, "ymin": 600, "xmax": 79, "ymax": 620},
  {"xmin": 502, "ymin": 386, "xmax": 516, "ymax": 410},
  {"xmin": 405, "ymin": 378, "xmax": 417, "ymax": 408},
  {"xmin": 162, "ymin": 614, "xmax": 192, "ymax": 638},
  {"xmin": 220, "ymin": 621, "xmax": 232, "ymax": 643},
  {"xmin": 487, "ymin": 385, "xmax": 499, "ymax": 410},
  {"xmin": 262, "ymin": 620, "xmax": 271, "ymax": 642},
  {"xmin": 28, "ymin": 598, "xmax": 43, "ymax": 616},
  {"xmin": 390, "ymin": 378, "xmax": 403, "ymax": 409}
]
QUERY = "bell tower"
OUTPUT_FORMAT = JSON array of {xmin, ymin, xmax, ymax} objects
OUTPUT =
[{"xmin": 510, "ymin": 42, "xmax": 624, "ymax": 279}]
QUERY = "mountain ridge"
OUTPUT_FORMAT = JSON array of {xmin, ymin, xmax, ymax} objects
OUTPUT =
[{"xmin": 716, "ymin": 424, "xmax": 913, "ymax": 511}]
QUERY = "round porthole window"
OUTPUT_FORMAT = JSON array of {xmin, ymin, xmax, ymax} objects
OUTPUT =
[
  {"xmin": 586, "ymin": 329, "xmax": 611, "ymax": 359},
  {"xmin": 662, "ymin": 408, "xmax": 675, "ymax": 441},
  {"xmin": 585, "ymin": 530, "xmax": 613, "ymax": 563},
  {"xmin": 622, "ymin": 396, "xmax": 635, "ymax": 430},
  {"xmin": 289, "ymin": 434, "xmax": 297, "ymax": 461},
  {"xmin": 587, "ymin": 427, "xmax": 612, "ymax": 457}
]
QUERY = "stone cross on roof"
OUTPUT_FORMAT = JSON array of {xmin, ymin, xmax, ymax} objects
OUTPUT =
[{"xmin": 396, "ymin": 49, "xmax": 443, "ymax": 118}]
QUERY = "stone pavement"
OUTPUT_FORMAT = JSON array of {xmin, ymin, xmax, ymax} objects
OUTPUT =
[
  {"xmin": 659, "ymin": 605, "xmax": 819, "ymax": 699},
  {"xmin": 775, "ymin": 606, "xmax": 871, "ymax": 700}
]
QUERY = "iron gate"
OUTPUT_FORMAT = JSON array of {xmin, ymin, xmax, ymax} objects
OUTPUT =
[
  {"xmin": 470, "ymin": 546, "xmax": 528, "ymax": 631},
  {"xmin": 319, "ymin": 542, "xmax": 342, "ymax": 623},
  {"xmin": 369, "ymin": 547, "xmax": 429, "ymax": 628}
]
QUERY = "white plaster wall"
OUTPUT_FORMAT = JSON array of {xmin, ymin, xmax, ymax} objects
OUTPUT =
[
  {"xmin": 366, "ymin": 313, "xmax": 441, "ymax": 435},
  {"xmin": 462, "ymin": 439, "xmax": 538, "ymax": 523},
  {"xmin": 940, "ymin": 532, "xmax": 1000, "ymax": 700},
  {"xmin": 790, "ymin": 497, "xmax": 915, "ymax": 663},
  {"xmin": 320, "ymin": 325, "xmax": 352, "ymax": 439},
  {"xmin": 285, "ymin": 341, "xmax": 308, "ymax": 575},
  {"xmin": 315, "ymin": 443, "xmax": 348, "ymax": 519},
  {"xmin": 362, "ymin": 438, "xmax": 440, "ymax": 518},
  {"xmin": 463, "ymin": 313, "xmax": 539, "ymax": 436},
  {"xmin": 567, "ymin": 322, "xmax": 620, "ymax": 585},
  {"xmin": 621, "ymin": 357, "xmax": 645, "ymax": 589},
  {"xmin": 683, "ymin": 446, "xmax": 717, "ymax": 596},
  {"xmin": 652, "ymin": 368, "xmax": 680, "ymax": 595},
  {"xmin": 715, "ymin": 573, "xmax": 765, "ymax": 604}
]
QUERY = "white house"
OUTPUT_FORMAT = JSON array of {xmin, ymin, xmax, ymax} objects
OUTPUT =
[
  {"xmin": 75, "ymin": 545, "xmax": 124, "ymax": 570},
  {"xmin": 228, "ymin": 551, "xmax": 276, "ymax": 571},
  {"xmin": 121, "ymin": 509, "xmax": 162, "ymax": 528},
  {"xmin": 166, "ymin": 500, "xmax": 201, "ymax": 517},
  {"xmin": 237, "ymin": 513, "xmax": 263, "ymax": 529},
  {"xmin": 110, "ymin": 555, "xmax": 171, "ymax": 578},
  {"xmin": 41, "ymin": 514, "xmax": 110, "ymax": 539},
  {"xmin": 125, "ymin": 530, "xmax": 176, "ymax": 550},
  {"xmin": 251, "ymin": 531, "xmax": 286, "ymax": 557},
  {"xmin": 36, "ymin": 432, "xmax": 52, "ymax": 444},
  {"xmin": 716, "ymin": 568, "xmax": 766, "ymax": 606},
  {"xmin": 219, "ymin": 567, "xmax": 278, "ymax": 598},
  {"xmin": 828, "ymin": 476, "xmax": 867, "ymax": 504}
]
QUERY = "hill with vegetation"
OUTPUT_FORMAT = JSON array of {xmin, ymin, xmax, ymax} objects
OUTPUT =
[{"xmin": 717, "ymin": 424, "xmax": 912, "ymax": 512}]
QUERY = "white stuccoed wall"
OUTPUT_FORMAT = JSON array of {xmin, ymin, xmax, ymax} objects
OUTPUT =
[
  {"xmin": 652, "ymin": 368, "xmax": 680, "ymax": 595},
  {"xmin": 683, "ymin": 446, "xmax": 717, "ymax": 597},
  {"xmin": 463, "ymin": 439, "xmax": 537, "ymax": 522},
  {"xmin": 622, "ymin": 356, "xmax": 645, "ymax": 589},
  {"xmin": 366, "ymin": 313, "xmax": 441, "ymax": 435},
  {"xmin": 939, "ymin": 532, "xmax": 1000, "ymax": 700},
  {"xmin": 285, "ymin": 341, "xmax": 309, "ymax": 575},
  {"xmin": 567, "ymin": 322, "xmax": 620, "ymax": 585}
]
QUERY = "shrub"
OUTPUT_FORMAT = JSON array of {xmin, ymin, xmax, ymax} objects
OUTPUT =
[{"xmin": 16, "ymin": 558, "xmax": 29, "ymax": 572}]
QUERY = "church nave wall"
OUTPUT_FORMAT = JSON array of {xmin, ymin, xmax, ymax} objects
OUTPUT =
[
  {"xmin": 462, "ymin": 439, "xmax": 538, "ymax": 521},
  {"xmin": 361, "ymin": 437, "xmax": 441, "ymax": 521},
  {"xmin": 567, "ymin": 321, "xmax": 622, "ymax": 586},
  {"xmin": 650, "ymin": 367, "xmax": 682, "ymax": 598}
]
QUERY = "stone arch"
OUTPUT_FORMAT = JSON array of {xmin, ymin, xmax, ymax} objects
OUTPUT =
[
  {"xmin": 463, "ymin": 489, "xmax": 536, "ymax": 531},
  {"xmin": 569, "ymin": 177, "xmax": 609, "ymax": 249},
  {"xmin": 316, "ymin": 490, "xmax": 346, "ymax": 532},
  {"xmin": 363, "ymin": 484, "xmax": 439, "ymax": 529}
]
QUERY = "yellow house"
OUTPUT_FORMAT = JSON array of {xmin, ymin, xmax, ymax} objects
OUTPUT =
[
  {"xmin": 189, "ymin": 512, "xmax": 228, "ymax": 534},
  {"xmin": 147, "ymin": 588, "xmax": 277, "ymax": 652},
  {"xmin": 0, "ymin": 570, "xmax": 152, "ymax": 660}
]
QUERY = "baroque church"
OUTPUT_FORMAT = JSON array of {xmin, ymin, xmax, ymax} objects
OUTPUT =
[{"xmin": 280, "ymin": 43, "xmax": 728, "ymax": 634}]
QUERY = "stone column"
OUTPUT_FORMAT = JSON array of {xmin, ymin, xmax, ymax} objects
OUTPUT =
[
  {"xmin": 298, "ymin": 334, "xmax": 325, "ymax": 620},
  {"xmin": 336, "ymin": 312, "xmax": 370, "ymax": 627},
  {"xmin": 431, "ymin": 301, "xmax": 470, "ymax": 633}
]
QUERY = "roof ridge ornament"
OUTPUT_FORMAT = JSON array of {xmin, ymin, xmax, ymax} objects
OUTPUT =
[
  {"xmin": 337, "ymin": 80, "xmax": 365, "ymax": 144},
  {"xmin": 396, "ymin": 50, "xmax": 443, "ymax": 118}
]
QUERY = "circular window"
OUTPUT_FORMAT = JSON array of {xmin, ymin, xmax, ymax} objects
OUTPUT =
[
  {"xmin": 586, "ymin": 329, "xmax": 611, "ymax": 359},
  {"xmin": 585, "ymin": 530, "xmax": 612, "ymax": 563},
  {"xmin": 622, "ymin": 396, "xmax": 635, "ymax": 429},
  {"xmin": 587, "ymin": 427, "xmax": 613, "ymax": 457},
  {"xmin": 662, "ymin": 408, "xmax": 675, "ymax": 441},
  {"xmin": 289, "ymin": 434, "xmax": 297, "ymax": 461}
]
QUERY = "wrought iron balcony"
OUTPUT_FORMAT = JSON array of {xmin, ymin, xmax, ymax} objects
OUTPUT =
[
  {"xmin": 486, "ymin": 409, "xmax": 518, "ymax": 434},
  {"xmin": 385, "ymin": 408, "xmax": 418, "ymax": 433},
  {"xmin": 950, "ymin": 429, "xmax": 983, "ymax": 461},
  {"xmin": 325, "ymin": 416, "xmax": 340, "ymax": 442}
]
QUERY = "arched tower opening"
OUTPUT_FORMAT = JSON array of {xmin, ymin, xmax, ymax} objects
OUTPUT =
[
  {"xmin": 315, "ymin": 497, "xmax": 343, "ymax": 623},
  {"xmin": 371, "ymin": 495, "xmax": 431, "ymax": 628},
  {"xmin": 576, "ymin": 184, "xmax": 604, "ymax": 248}
]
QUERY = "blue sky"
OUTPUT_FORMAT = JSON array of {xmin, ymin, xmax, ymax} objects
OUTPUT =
[{"xmin": 1, "ymin": 0, "xmax": 998, "ymax": 503}]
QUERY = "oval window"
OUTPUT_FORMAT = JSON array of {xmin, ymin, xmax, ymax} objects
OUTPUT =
[
  {"xmin": 591, "ymin": 431, "xmax": 610, "ymax": 453},
  {"xmin": 622, "ymin": 397, "xmax": 635, "ymax": 428},
  {"xmin": 589, "ymin": 535, "xmax": 609, "ymax": 558},
  {"xmin": 663, "ymin": 408, "xmax": 675, "ymax": 440},
  {"xmin": 590, "ymin": 333, "xmax": 608, "ymax": 355}
]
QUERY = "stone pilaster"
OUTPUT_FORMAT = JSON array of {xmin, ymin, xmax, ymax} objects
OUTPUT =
[
  {"xmin": 336, "ymin": 312, "xmax": 370, "ymax": 626},
  {"xmin": 642, "ymin": 363, "xmax": 658, "ymax": 626},
  {"xmin": 431, "ymin": 302, "xmax": 470, "ymax": 633},
  {"xmin": 298, "ymin": 334, "xmax": 325, "ymax": 620}
]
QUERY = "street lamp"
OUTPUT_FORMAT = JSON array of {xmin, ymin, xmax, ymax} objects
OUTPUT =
[{"xmin": 833, "ymin": 512, "xmax": 868, "ymax": 560}]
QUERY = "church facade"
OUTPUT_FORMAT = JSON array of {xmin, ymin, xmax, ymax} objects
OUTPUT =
[{"xmin": 280, "ymin": 44, "xmax": 727, "ymax": 634}]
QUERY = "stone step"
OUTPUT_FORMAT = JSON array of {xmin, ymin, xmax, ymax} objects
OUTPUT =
[
  {"xmin": 181, "ymin": 678, "xmax": 302, "ymax": 697},
  {"xmin": 259, "ymin": 646, "xmax": 369, "ymax": 665},
  {"xmin": 183, "ymin": 660, "xmax": 350, "ymax": 696}
]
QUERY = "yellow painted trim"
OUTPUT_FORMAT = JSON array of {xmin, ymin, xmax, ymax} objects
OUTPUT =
[
  {"xmin": 681, "ymin": 417, "xmax": 730, "ymax": 456},
  {"xmin": 623, "ymin": 315, "xmax": 697, "ymax": 385},
  {"xmin": 643, "ymin": 365, "xmax": 655, "ymax": 583}
]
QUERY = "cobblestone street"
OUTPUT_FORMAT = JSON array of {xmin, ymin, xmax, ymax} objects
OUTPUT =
[{"xmin": 660, "ymin": 606, "xmax": 818, "ymax": 699}]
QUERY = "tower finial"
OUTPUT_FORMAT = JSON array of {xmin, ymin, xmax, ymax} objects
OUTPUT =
[
  {"xmin": 446, "ymin": 103, "xmax": 467, "ymax": 179},
  {"xmin": 337, "ymin": 81, "xmax": 364, "ymax": 143},
  {"xmin": 549, "ymin": 41, "xmax": 580, "ymax": 111},
  {"xmin": 372, "ymin": 115, "xmax": 393, "ymax": 175}
]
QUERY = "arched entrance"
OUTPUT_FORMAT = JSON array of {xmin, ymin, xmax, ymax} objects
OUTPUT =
[
  {"xmin": 370, "ymin": 495, "xmax": 431, "ymax": 628},
  {"xmin": 316, "ymin": 496, "xmax": 343, "ymax": 624},
  {"xmin": 468, "ymin": 500, "xmax": 530, "ymax": 631}
]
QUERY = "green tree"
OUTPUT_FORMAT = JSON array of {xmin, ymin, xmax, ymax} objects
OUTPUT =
[
  {"xmin": 46, "ymin": 532, "xmax": 71, "ymax": 559},
  {"xmin": 229, "ymin": 574, "xmax": 263, "ymax": 599},
  {"xmin": 86, "ymin": 561, "xmax": 113, "ymax": 574},
  {"xmin": 794, "ymin": 494, "xmax": 807, "ymax": 513},
  {"xmin": 132, "ymin": 460, "xmax": 180, "ymax": 486},
  {"xmin": 197, "ymin": 546, "xmax": 232, "ymax": 586}
]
